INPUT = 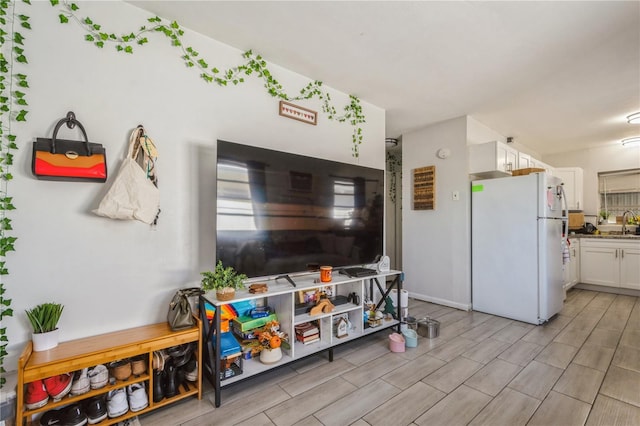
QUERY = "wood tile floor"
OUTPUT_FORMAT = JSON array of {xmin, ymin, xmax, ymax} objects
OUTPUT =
[{"xmin": 140, "ymin": 289, "xmax": 640, "ymax": 425}]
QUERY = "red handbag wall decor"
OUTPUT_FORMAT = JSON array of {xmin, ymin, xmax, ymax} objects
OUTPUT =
[{"xmin": 32, "ymin": 112, "xmax": 107, "ymax": 182}]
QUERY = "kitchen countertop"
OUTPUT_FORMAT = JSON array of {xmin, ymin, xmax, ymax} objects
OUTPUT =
[{"xmin": 570, "ymin": 234, "xmax": 640, "ymax": 240}]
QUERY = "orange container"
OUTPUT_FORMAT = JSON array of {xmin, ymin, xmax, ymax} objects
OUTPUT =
[{"xmin": 320, "ymin": 266, "xmax": 333, "ymax": 282}]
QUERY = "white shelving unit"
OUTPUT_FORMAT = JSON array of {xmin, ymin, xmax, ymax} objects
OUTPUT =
[{"xmin": 199, "ymin": 270, "xmax": 403, "ymax": 406}]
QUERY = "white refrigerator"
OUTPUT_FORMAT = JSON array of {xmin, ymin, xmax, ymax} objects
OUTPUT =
[{"xmin": 471, "ymin": 173, "xmax": 567, "ymax": 325}]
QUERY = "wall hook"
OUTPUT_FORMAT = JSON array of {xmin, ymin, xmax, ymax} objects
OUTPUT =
[{"xmin": 65, "ymin": 111, "xmax": 76, "ymax": 129}]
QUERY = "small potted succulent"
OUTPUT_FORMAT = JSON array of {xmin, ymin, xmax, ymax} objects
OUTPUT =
[
  {"xmin": 25, "ymin": 302, "xmax": 64, "ymax": 351},
  {"xmin": 201, "ymin": 260, "xmax": 247, "ymax": 301}
]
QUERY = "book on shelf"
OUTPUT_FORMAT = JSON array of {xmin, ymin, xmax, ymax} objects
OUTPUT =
[
  {"xmin": 296, "ymin": 333, "xmax": 320, "ymax": 344},
  {"xmin": 295, "ymin": 321, "xmax": 319, "ymax": 337},
  {"xmin": 298, "ymin": 335, "xmax": 320, "ymax": 345}
]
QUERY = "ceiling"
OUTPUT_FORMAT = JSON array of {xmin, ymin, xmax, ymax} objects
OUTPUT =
[{"xmin": 128, "ymin": 1, "xmax": 640, "ymax": 157}]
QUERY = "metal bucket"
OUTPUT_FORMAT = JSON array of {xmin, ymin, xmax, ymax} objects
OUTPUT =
[
  {"xmin": 417, "ymin": 318, "xmax": 440, "ymax": 338},
  {"xmin": 404, "ymin": 316, "xmax": 418, "ymax": 331}
]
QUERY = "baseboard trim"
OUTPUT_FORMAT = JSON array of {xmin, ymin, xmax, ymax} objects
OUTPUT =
[
  {"xmin": 574, "ymin": 283, "xmax": 640, "ymax": 297},
  {"xmin": 407, "ymin": 291, "xmax": 472, "ymax": 311}
]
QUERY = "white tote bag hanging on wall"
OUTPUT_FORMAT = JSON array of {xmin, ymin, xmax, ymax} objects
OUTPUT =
[{"xmin": 93, "ymin": 126, "xmax": 160, "ymax": 224}]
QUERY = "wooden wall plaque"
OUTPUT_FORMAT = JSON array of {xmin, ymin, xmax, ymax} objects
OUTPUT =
[{"xmin": 413, "ymin": 166, "xmax": 435, "ymax": 210}]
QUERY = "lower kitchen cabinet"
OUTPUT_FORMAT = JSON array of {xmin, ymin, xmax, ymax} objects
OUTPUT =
[
  {"xmin": 580, "ymin": 239, "xmax": 640, "ymax": 290},
  {"xmin": 563, "ymin": 238, "xmax": 580, "ymax": 290}
]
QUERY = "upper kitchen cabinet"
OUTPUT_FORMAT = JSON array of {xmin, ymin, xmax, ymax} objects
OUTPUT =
[
  {"xmin": 530, "ymin": 158, "xmax": 555, "ymax": 175},
  {"xmin": 518, "ymin": 152, "xmax": 531, "ymax": 169},
  {"xmin": 555, "ymin": 167, "xmax": 584, "ymax": 211},
  {"xmin": 468, "ymin": 140, "xmax": 518, "ymax": 178}
]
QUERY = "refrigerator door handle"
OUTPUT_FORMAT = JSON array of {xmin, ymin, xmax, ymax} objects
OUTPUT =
[
  {"xmin": 622, "ymin": 249, "xmax": 624, "ymax": 259},
  {"xmin": 615, "ymin": 249, "xmax": 618, "ymax": 258}
]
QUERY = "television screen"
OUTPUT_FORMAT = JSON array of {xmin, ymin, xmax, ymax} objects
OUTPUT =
[{"xmin": 216, "ymin": 140, "xmax": 384, "ymax": 278}]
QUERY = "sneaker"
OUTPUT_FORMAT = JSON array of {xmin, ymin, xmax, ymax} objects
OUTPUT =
[
  {"xmin": 88, "ymin": 365, "xmax": 108, "ymax": 389},
  {"xmin": 70, "ymin": 368, "xmax": 90, "ymax": 396},
  {"xmin": 127, "ymin": 383, "xmax": 148, "ymax": 412},
  {"xmin": 25, "ymin": 380, "xmax": 49, "ymax": 410},
  {"xmin": 83, "ymin": 394, "xmax": 108, "ymax": 424},
  {"xmin": 43, "ymin": 373, "xmax": 73, "ymax": 401},
  {"xmin": 39, "ymin": 407, "xmax": 63, "ymax": 425},
  {"xmin": 115, "ymin": 416, "xmax": 141, "ymax": 426},
  {"xmin": 61, "ymin": 403, "xmax": 87, "ymax": 426},
  {"xmin": 107, "ymin": 388, "xmax": 129, "ymax": 418},
  {"xmin": 184, "ymin": 358, "xmax": 198, "ymax": 382}
]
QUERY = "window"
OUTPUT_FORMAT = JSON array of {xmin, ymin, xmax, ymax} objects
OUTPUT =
[{"xmin": 598, "ymin": 169, "xmax": 640, "ymax": 222}]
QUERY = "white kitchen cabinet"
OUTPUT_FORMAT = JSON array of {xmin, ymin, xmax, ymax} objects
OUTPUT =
[
  {"xmin": 580, "ymin": 239, "xmax": 640, "ymax": 290},
  {"xmin": 530, "ymin": 158, "xmax": 555, "ymax": 175},
  {"xmin": 563, "ymin": 238, "xmax": 580, "ymax": 290},
  {"xmin": 518, "ymin": 152, "xmax": 531, "ymax": 169},
  {"xmin": 468, "ymin": 141, "xmax": 518, "ymax": 178},
  {"xmin": 555, "ymin": 167, "xmax": 584, "ymax": 211}
]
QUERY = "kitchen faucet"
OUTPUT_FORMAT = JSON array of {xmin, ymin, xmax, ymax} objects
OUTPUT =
[{"xmin": 622, "ymin": 210, "xmax": 637, "ymax": 235}]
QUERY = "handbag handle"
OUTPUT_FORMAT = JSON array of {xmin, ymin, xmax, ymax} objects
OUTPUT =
[
  {"xmin": 51, "ymin": 111, "xmax": 90, "ymax": 155},
  {"xmin": 179, "ymin": 287, "xmax": 204, "ymax": 297}
]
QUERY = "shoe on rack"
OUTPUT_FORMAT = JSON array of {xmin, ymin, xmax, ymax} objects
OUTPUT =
[
  {"xmin": 61, "ymin": 403, "xmax": 88, "ymax": 426},
  {"xmin": 152, "ymin": 350, "xmax": 168, "ymax": 371},
  {"xmin": 109, "ymin": 359, "xmax": 132, "ymax": 381},
  {"xmin": 107, "ymin": 388, "xmax": 129, "ymax": 418},
  {"xmin": 83, "ymin": 394, "xmax": 108, "ymax": 424},
  {"xmin": 70, "ymin": 368, "xmax": 90, "ymax": 396},
  {"xmin": 39, "ymin": 406, "xmax": 63, "ymax": 426},
  {"xmin": 130, "ymin": 355, "xmax": 147, "ymax": 376},
  {"xmin": 152, "ymin": 369, "xmax": 165, "ymax": 403},
  {"xmin": 43, "ymin": 373, "xmax": 73, "ymax": 401},
  {"xmin": 115, "ymin": 416, "xmax": 141, "ymax": 426},
  {"xmin": 88, "ymin": 365, "xmax": 108, "ymax": 389},
  {"xmin": 25, "ymin": 380, "xmax": 49, "ymax": 410},
  {"xmin": 163, "ymin": 362, "xmax": 178, "ymax": 399},
  {"xmin": 183, "ymin": 357, "xmax": 198, "ymax": 382},
  {"xmin": 127, "ymin": 383, "xmax": 149, "ymax": 412}
]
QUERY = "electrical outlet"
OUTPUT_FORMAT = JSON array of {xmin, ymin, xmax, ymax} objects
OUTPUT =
[{"xmin": 452, "ymin": 191, "xmax": 460, "ymax": 201}]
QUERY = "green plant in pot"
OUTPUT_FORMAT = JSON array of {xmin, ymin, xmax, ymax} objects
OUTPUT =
[
  {"xmin": 25, "ymin": 303, "xmax": 64, "ymax": 352},
  {"xmin": 201, "ymin": 261, "xmax": 247, "ymax": 301}
]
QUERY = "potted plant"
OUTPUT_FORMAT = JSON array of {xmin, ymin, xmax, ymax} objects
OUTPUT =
[
  {"xmin": 25, "ymin": 302, "xmax": 64, "ymax": 352},
  {"xmin": 201, "ymin": 260, "xmax": 247, "ymax": 301},
  {"xmin": 599, "ymin": 210, "xmax": 610, "ymax": 224}
]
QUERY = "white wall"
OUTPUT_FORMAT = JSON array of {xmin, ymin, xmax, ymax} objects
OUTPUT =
[
  {"xmin": 3, "ymin": 1, "xmax": 384, "ymax": 369},
  {"xmin": 402, "ymin": 116, "xmax": 471, "ymax": 310},
  {"xmin": 544, "ymin": 144, "xmax": 640, "ymax": 216}
]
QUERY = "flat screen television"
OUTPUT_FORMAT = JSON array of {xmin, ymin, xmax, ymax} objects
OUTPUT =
[{"xmin": 216, "ymin": 140, "xmax": 384, "ymax": 279}]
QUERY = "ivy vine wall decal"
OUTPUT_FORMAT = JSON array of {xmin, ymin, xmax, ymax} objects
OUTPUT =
[
  {"xmin": 54, "ymin": 0, "xmax": 367, "ymax": 157},
  {"xmin": 0, "ymin": 0, "xmax": 28, "ymax": 388},
  {"xmin": 0, "ymin": 0, "xmax": 370, "ymax": 387}
]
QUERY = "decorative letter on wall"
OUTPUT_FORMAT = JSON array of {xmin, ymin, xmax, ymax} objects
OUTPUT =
[{"xmin": 413, "ymin": 166, "xmax": 435, "ymax": 210}]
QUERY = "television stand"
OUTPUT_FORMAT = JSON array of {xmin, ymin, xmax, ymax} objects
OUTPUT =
[
  {"xmin": 199, "ymin": 270, "xmax": 403, "ymax": 407},
  {"xmin": 275, "ymin": 274, "xmax": 297, "ymax": 287}
]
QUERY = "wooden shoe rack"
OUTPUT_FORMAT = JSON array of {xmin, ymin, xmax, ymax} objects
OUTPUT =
[{"xmin": 15, "ymin": 319, "xmax": 202, "ymax": 425}]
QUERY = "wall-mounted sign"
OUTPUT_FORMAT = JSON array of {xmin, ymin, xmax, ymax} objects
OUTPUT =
[
  {"xmin": 279, "ymin": 101, "xmax": 318, "ymax": 125},
  {"xmin": 413, "ymin": 165, "xmax": 435, "ymax": 210}
]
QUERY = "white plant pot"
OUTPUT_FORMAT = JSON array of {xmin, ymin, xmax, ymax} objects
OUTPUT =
[
  {"xmin": 32, "ymin": 329, "xmax": 59, "ymax": 352},
  {"xmin": 259, "ymin": 347, "xmax": 282, "ymax": 364}
]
